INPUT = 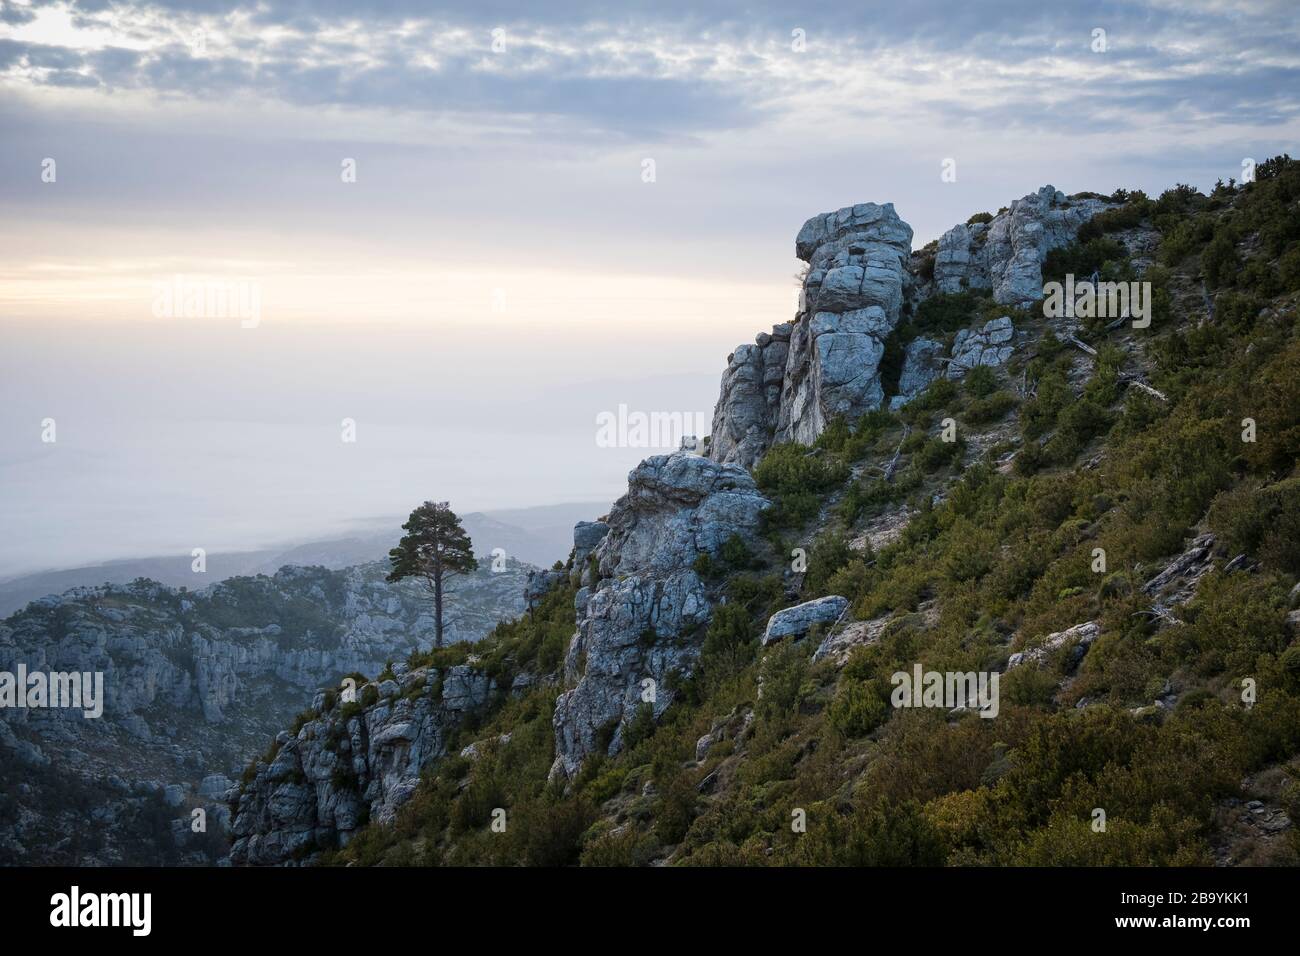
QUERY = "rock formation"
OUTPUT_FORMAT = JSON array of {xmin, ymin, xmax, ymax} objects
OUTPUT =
[
  {"xmin": 549, "ymin": 451, "xmax": 769, "ymax": 779},
  {"xmin": 710, "ymin": 203, "xmax": 913, "ymax": 469},
  {"xmin": 762, "ymin": 595, "xmax": 849, "ymax": 645},
  {"xmin": 946, "ymin": 316, "xmax": 1017, "ymax": 379},
  {"xmin": 890, "ymin": 337, "xmax": 945, "ymax": 409},
  {"xmin": 710, "ymin": 187, "xmax": 1108, "ymax": 466},
  {"xmin": 934, "ymin": 186, "xmax": 1110, "ymax": 304},
  {"xmin": 229, "ymin": 662, "xmax": 495, "ymax": 865}
]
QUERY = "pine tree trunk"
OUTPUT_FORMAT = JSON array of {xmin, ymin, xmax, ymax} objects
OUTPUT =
[{"xmin": 434, "ymin": 572, "xmax": 444, "ymax": 648}]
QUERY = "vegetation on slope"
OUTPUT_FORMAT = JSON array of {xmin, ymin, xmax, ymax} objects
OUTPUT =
[{"xmin": 323, "ymin": 157, "xmax": 1300, "ymax": 866}]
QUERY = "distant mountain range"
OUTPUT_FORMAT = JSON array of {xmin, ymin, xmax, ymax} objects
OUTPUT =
[{"xmin": 0, "ymin": 501, "xmax": 608, "ymax": 617}]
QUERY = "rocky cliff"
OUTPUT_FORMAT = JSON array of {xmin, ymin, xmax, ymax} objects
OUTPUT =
[
  {"xmin": 229, "ymin": 661, "xmax": 496, "ymax": 865},
  {"xmin": 0, "ymin": 559, "xmax": 529, "ymax": 865},
  {"xmin": 551, "ymin": 451, "xmax": 768, "ymax": 778},
  {"xmin": 709, "ymin": 187, "xmax": 1111, "ymax": 468}
]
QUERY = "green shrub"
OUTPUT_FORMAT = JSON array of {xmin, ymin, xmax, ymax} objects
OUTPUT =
[
  {"xmin": 964, "ymin": 364, "xmax": 998, "ymax": 398},
  {"xmin": 828, "ymin": 678, "xmax": 889, "ymax": 737}
]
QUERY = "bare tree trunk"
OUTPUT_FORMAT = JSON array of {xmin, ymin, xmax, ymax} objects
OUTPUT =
[{"xmin": 434, "ymin": 572, "xmax": 444, "ymax": 648}]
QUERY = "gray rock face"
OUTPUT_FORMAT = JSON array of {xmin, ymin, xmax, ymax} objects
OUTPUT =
[
  {"xmin": 229, "ymin": 664, "xmax": 495, "ymax": 865},
  {"xmin": 812, "ymin": 614, "xmax": 891, "ymax": 665},
  {"xmin": 708, "ymin": 326, "xmax": 791, "ymax": 470},
  {"xmin": 709, "ymin": 191, "xmax": 1106, "ymax": 470},
  {"xmin": 550, "ymin": 451, "xmax": 769, "ymax": 778},
  {"xmin": 570, "ymin": 520, "xmax": 610, "ymax": 587},
  {"xmin": 711, "ymin": 203, "xmax": 913, "ymax": 469},
  {"xmin": 947, "ymin": 316, "xmax": 1016, "ymax": 379},
  {"xmin": 890, "ymin": 337, "xmax": 945, "ymax": 409},
  {"xmin": 525, "ymin": 569, "xmax": 566, "ymax": 610},
  {"xmin": 933, "ymin": 186, "xmax": 1110, "ymax": 304},
  {"xmin": 0, "ymin": 559, "xmax": 529, "ymax": 866},
  {"xmin": 762, "ymin": 596, "xmax": 849, "ymax": 645}
]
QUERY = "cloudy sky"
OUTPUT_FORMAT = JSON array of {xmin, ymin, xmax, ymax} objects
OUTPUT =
[{"xmin": 0, "ymin": 0, "xmax": 1296, "ymax": 577}]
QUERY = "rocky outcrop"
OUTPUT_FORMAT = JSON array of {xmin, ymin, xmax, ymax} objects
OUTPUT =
[
  {"xmin": 229, "ymin": 663, "xmax": 495, "ymax": 865},
  {"xmin": 708, "ymin": 325, "xmax": 791, "ymax": 469},
  {"xmin": 890, "ymin": 337, "xmax": 945, "ymax": 408},
  {"xmin": 946, "ymin": 316, "xmax": 1016, "ymax": 379},
  {"xmin": 761, "ymin": 595, "xmax": 848, "ymax": 645},
  {"xmin": 710, "ymin": 189, "xmax": 1105, "ymax": 468},
  {"xmin": 570, "ymin": 520, "xmax": 610, "ymax": 587},
  {"xmin": 525, "ymin": 569, "xmax": 566, "ymax": 610},
  {"xmin": 1008, "ymin": 620, "xmax": 1100, "ymax": 671},
  {"xmin": 550, "ymin": 451, "xmax": 768, "ymax": 779},
  {"xmin": 934, "ymin": 186, "xmax": 1111, "ymax": 304},
  {"xmin": 711, "ymin": 203, "xmax": 913, "ymax": 469},
  {"xmin": 812, "ymin": 614, "xmax": 892, "ymax": 666}
]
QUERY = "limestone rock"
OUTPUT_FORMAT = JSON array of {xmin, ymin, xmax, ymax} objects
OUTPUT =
[
  {"xmin": 550, "ymin": 451, "xmax": 769, "ymax": 779},
  {"xmin": 711, "ymin": 203, "xmax": 913, "ymax": 469},
  {"xmin": 933, "ymin": 186, "xmax": 1110, "ymax": 305},
  {"xmin": 525, "ymin": 569, "xmax": 566, "ymax": 610},
  {"xmin": 947, "ymin": 316, "xmax": 1016, "ymax": 379},
  {"xmin": 708, "ymin": 325, "xmax": 790, "ymax": 470},
  {"xmin": 890, "ymin": 337, "xmax": 945, "ymax": 408},
  {"xmin": 570, "ymin": 520, "xmax": 610, "ymax": 587},
  {"xmin": 762, "ymin": 596, "xmax": 849, "ymax": 646},
  {"xmin": 812, "ymin": 614, "xmax": 891, "ymax": 666},
  {"xmin": 1008, "ymin": 621, "xmax": 1100, "ymax": 670},
  {"xmin": 229, "ymin": 664, "xmax": 494, "ymax": 865}
]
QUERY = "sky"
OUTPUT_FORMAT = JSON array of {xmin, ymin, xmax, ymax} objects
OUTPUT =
[{"xmin": 0, "ymin": 0, "xmax": 1297, "ymax": 577}]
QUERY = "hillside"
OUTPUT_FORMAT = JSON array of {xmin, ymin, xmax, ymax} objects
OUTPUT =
[
  {"xmin": 232, "ymin": 159, "xmax": 1300, "ymax": 867},
  {"xmin": 0, "ymin": 559, "xmax": 531, "ymax": 865}
]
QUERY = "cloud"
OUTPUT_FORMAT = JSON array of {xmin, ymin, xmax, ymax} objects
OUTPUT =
[{"xmin": 1, "ymin": 0, "xmax": 1295, "ymax": 143}]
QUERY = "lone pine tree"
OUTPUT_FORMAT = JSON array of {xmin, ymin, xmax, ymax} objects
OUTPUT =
[{"xmin": 386, "ymin": 501, "xmax": 478, "ymax": 648}]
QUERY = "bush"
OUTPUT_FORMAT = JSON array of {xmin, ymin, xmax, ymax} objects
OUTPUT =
[
  {"xmin": 964, "ymin": 364, "xmax": 998, "ymax": 398},
  {"xmin": 828, "ymin": 678, "xmax": 889, "ymax": 737},
  {"xmin": 1208, "ymin": 478, "xmax": 1300, "ymax": 576},
  {"xmin": 754, "ymin": 443, "xmax": 849, "ymax": 529},
  {"xmin": 1042, "ymin": 237, "xmax": 1129, "ymax": 283},
  {"xmin": 965, "ymin": 390, "xmax": 1018, "ymax": 425},
  {"xmin": 1202, "ymin": 229, "xmax": 1240, "ymax": 288},
  {"xmin": 1279, "ymin": 243, "xmax": 1300, "ymax": 291}
]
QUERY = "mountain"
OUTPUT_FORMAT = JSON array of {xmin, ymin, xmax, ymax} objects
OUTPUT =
[
  {"xmin": 0, "ymin": 558, "xmax": 532, "ymax": 865},
  {"xmin": 231, "ymin": 159, "xmax": 1300, "ymax": 866},
  {"xmin": 0, "ymin": 502, "xmax": 605, "ymax": 617}
]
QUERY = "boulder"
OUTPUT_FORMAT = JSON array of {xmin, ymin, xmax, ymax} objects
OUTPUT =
[
  {"xmin": 762, "ymin": 596, "xmax": 849, "ymax": 645},
  {"xmin": 1007, "ymin": 621, "xmax": 1100, "ymax": 670}
]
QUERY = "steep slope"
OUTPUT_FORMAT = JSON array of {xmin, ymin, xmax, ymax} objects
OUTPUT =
[
  {"xmin": 238, "ymin": 158, "xmax": 1300, "ymax": 867},
  {"xmin": 0, "ymin": 559, "xmax": 530, "ymax": 865}
]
